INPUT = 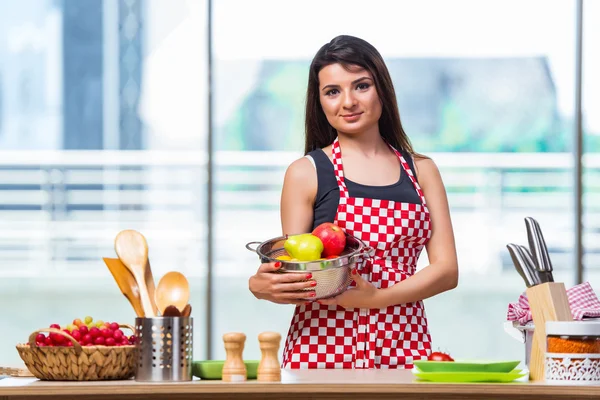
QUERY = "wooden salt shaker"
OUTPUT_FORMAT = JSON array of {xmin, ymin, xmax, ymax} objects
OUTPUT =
[
  {"xmin": 222, "ymin": 332, "xmax": 247, "ymax": 382},
  {"xmin": 257, "ymin": 331, "xmax": 282, "ymax": 382}
]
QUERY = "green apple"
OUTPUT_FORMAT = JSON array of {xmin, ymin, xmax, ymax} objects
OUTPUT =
[{"xmin": 284, "ymin": 234, "xmax": 323, "ymax": 261}]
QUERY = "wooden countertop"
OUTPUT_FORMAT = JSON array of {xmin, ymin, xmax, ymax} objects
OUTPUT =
[{"xmin": 1, "ymin": 369, "xmax": 600, "ymax": 400}]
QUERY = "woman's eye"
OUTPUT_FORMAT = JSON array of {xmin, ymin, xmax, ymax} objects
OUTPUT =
[
  {"xmin": 325, "ymin": 89, "xmax": 339, "ymax": 96},
  {"xmin": 357, "ymin": 83, "xmax": 370, "ymax": 90}
]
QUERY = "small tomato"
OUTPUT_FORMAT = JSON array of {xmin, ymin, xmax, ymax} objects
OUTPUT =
[{"xmin": 428, "ymin": 351, "xmax": 454, "ymax": 362}]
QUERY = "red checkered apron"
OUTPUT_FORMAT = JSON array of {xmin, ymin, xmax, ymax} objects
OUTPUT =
[{"xmin": 282, "ymin": 137, "xmax": 432, "ymax": 369}]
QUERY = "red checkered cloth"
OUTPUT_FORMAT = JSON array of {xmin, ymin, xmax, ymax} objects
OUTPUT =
[{"xmin": 507, "ymin": 282, "xmax": 600, "ymax": 325}]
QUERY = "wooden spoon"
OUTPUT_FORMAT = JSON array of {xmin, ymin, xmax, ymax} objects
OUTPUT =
[
  {"xmin": 162, "ymin": 305, "xmax": 182, "ymax": 317},
  {"xmin": 103, "ymin": 257, "xmax": 145, "ymax": 318},
  {"xmin": 114, "ymin": 230, "xmax": 156, "ymax": 317},
  {"xmin": 181, "ymin": 304, "xmax": 192, "ymax": 317},
  {"xmin": 155, "ymin": 271, "xmax": 190, "ymax": 314}
]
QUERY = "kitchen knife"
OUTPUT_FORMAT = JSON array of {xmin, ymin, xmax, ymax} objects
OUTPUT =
[
  {"xmin": 533, "ymin": 219, "xmax": 554, "ymax": 282},
  {"xmin": 524, "ymin": 217, "xmax": 554, "ymax": 282},
  {"xmin": 517, "ymin": 244, "xmax": 551, "ymax": 284},
  {"xmin": 513, "ymin": 244, "xmax": 544, "ymax": 286},
  {"xmin": 525, "ymin": 217, "xmax": 545, "ymax": 270},
  {"xmin": 507, "ymin": 243, "xmax": 541, "ymax": 287}
]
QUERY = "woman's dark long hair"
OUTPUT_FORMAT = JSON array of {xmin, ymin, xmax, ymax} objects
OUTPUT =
[{"xmin": 304, "ymin": 35, "xmax": 416, "ymax": 156}]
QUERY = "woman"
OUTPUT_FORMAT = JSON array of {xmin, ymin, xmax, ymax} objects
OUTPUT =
[{"xmin": 248, "ymin": 35, "xmax": 458, "ymax": 369}]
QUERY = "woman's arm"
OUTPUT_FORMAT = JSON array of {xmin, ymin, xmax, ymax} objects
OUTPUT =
[
  {"xmin": 376, "ymin": 157, "xmax": 459, "ymax": 307},
  {"xmin": 280, "ymin": 157, "xmax": 318, "ymax": 235},
  {"xmin": 247, "ymin": 156, "xmax": 318, "ymax": 305}
]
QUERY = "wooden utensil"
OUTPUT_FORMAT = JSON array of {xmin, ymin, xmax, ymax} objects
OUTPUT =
[
  {"xmin": 103, "ymin": 257, "xmax": 145, "ymax": 318},
  {"xmin": 162, "ymin": 305, "xmax": 181, "ymax": 317},
  {"xmin": 181, "ymin": 304, "xmax": 192, "ymax": 317},
  {"xmin": 144, "ymin": 259, "xmax": 159, "ymax": 316},
  {"xmin": 155, "ymin": 271, "xmax": 190, "ymax": 314},
  {"xmin": 114, "ymin": 230, "xmax": 156, "ymax": 317}
]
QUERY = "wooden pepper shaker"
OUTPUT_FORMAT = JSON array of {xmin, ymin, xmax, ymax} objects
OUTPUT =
[
  {"xmin": 257, "ymin": 331, "xmax": 282, "ymax": 382},
  {"xmin": 222, "ymin": 332, "xmax": 247, "ymax": 382}
]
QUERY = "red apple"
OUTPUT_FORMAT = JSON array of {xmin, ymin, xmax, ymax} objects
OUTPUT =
[{"xmin": 312, "ymin": 223, "xmax": 346, "ymax": 257}]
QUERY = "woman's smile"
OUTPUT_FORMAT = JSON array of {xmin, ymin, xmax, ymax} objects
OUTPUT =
[{"xmin": 341, "ymin": 112, "xmax": 363, "ymax": 122}]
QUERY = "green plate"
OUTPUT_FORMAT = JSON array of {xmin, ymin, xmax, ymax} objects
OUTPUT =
[
  {"xmin": 192, "ymin": 360, "xmax": 259, "ymax": 380},
  {"xmin": 413, "ymin": 369, "xmax": 527, "ymax": 383},
  {"xmin": 413, "ymin": 360, "xmax": 521, "ymax": 373}
]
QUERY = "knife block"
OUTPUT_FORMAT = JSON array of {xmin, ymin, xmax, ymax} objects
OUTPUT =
[{"xmin": 526, "ymin": 282, "xmax": 572, "ymax": 381}]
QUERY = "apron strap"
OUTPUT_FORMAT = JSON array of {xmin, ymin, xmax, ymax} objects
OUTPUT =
[
  {"xmin": 387, "ymin": 145, "xmax": 428, "ymax": 207},
  {"xmin": 331, "ymin": 137, "xmax": 349, "ymax": 199},
  {"xmin": 331, "ymin": 136, "xmax": 428, "ymax": 207}
]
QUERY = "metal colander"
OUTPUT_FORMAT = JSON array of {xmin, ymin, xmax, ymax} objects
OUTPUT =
[{"xmin": 246, "ymin": 233, "xmax": 374, "ymax": 300}]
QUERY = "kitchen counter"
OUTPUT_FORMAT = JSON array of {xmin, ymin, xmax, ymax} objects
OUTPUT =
[{"xmin": 1, "ymin": 369, "xmax": 599, "ymax": 400}]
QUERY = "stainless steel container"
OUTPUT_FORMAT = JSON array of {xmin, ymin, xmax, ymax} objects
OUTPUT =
[
  {"xmin": 504, "ymin": 321, "xmax": 534, "ymax": 369},
  {"xmin": 246, "ymin": 233, "xmax": 374, "ymax": 300},
  {"xmin": 134, "ymin": 317, "xmax": 193, "ymax": 382}
]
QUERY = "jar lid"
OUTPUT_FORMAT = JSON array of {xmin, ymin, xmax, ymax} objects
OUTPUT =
[{"xmin": 546, "ymin": 321, "xmax": 600, "ymax": 336}]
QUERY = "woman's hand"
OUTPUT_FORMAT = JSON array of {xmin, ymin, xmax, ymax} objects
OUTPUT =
[
  {"xmin": 249, "ymin": 261, "xmax": 317, "ymax": 305},
  {"xmin": 318, "ymin": 269, "xmax": 385, "ymax": 309}
]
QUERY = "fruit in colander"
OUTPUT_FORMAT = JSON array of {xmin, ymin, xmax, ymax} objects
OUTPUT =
[
  {"xmin": 283, "ymin": 233, "xmax": 323, "ymax": 261},
  {"xmin": 312, "ymin": 222, "xmax": 346, "ymax": 257}
]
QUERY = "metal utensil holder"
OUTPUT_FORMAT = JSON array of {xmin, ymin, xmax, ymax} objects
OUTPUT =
[{"xmin": 135, "ymin": 317, "xmax": 193, "ymax": 382}]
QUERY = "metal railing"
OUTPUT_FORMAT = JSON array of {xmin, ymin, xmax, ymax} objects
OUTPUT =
[{"xmin": 0, "ymin": 150, "xmax": 598, "ymax": 278}]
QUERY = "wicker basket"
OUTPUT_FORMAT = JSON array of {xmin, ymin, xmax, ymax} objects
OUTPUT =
[{"xmin": 15, "ymin": 324, "xmax": 136, "ymax": 381}]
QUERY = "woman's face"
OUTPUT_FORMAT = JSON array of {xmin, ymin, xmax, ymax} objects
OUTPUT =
[{"xmin": 318, "ymin": 63, "xmax": 382, "ymax": 135}]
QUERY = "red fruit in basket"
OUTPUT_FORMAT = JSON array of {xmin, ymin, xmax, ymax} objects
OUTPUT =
[
  {"xmin": 94, "ymin": 336, "xmax": 105, "ymax": 345},
  {"xmin": 50, "ymin": 333, "xmax": 65, "ymax": 345},
  {"xmin": 122, "ymin": 338, "xmax": 131, "ymax": 346},
  {"xmin": 65, "ymin": 341, "xmax": 73, "ymax": 347},
  {"xmin": 89, "ymin": 327, "xmax": 100, "ymax": 338},
  {"xmin": 50, "ymin": 323, "xmax": 61, "ymax": 330},
  {"xmin": 312, "ymin": 222, "xmax": 346, "ymax": 257},
  {"xmin": 44, "ymin": 337, "xmax": 53, "ymax": 346},
  {"xmin": 113, "ymin": 329, "xmax": 124, "ymax": 340},
  {"xmin": 428, "ymin": 351, "xmax": 454, "ymax": 362},
  {"xmin": 78, "ymin": 325, "xmax": 89, "ymax": 335},
  {"xmin": 128, "ymin": 335, "xmax": 137, "ymax": 344},
  {"xmin": 35, "ymin": 333, "xmax": 46, "ymax": 344},
  {"xmin": 109, "ymin": 322, "xmax": 119, "ymax": 331},
  {"xmin": 82, "ymin": 334, "xmax": 92, "ymax": 345},
  {"xmin": 105, "ymin": 337, "xmax": 116, "ymax": 346},
  {"xmin": 71, "ymin": 329, "xmax": 81, "ymax": 341},
  {"xmin": 101, "ymin": 328, "xmax": 112, "ymax": 338}
]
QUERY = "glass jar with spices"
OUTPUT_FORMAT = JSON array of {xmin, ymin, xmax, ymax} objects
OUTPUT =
[{"xmin": 545, "ymin": 320, "xmax": 600, "ymax": 384}]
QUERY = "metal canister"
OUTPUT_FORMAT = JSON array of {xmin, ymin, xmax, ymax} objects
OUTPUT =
[{"xmin": 134, "ymin": 317, "xmax": 193, "ymax": 382}]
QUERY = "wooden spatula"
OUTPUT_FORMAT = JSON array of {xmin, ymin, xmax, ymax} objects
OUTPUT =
[
  {"xmin": 114, "ymin": 230, "xmax": 157, "ymax": 317},
  {"xmin": 144, "ymin": 259, "xmax": 159, "ymax": 316},
  {"xmin": 103, "ymin": 257, "xmax": 145, "ymax": 318}
]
